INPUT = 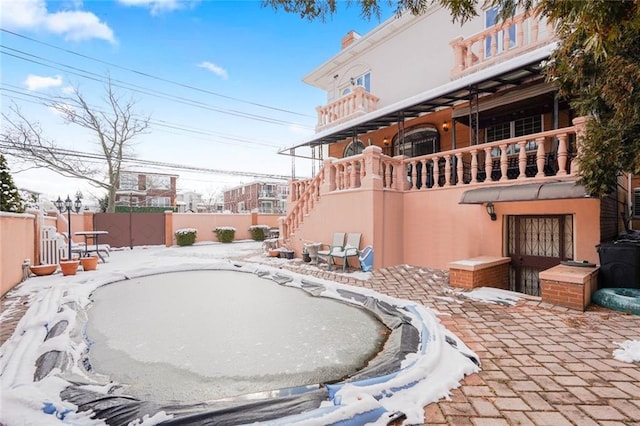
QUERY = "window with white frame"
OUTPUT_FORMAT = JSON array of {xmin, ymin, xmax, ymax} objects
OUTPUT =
[
  {"xmin": 146, "ymin": 175, "xmax": 171, "ymax": 190},
  {"xmin": 119, "ymin": 173, "xmax": 138, "ymax": 190},
  {"xmin": 340, "ymin": 72, "xmax": 371, "ymax": 97},
  {"xmin": 149, "ymin": 196, "xmax": 170, "ymax": 207},
  {"xmin": 485, "ymin": 6, "xmax": 516, "ymax": 58},
  {"xmin": 488, "ymin": 115, "xmax": 542, "ymax": 157}
]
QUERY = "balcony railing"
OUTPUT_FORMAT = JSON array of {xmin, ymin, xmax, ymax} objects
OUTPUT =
[
  {"xmin": 450, "ymin": 10, "xmax": 555, "ymax": 79},
  {"xmin": 316, "ymin": 86, "xmax": 379, "ymax": 132},
  {"xmin": 282, "ymin": 117, "xmax": 587, "ymax": 239}
]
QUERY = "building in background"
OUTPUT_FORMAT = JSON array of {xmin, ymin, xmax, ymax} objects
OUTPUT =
[
  {"xmin": 175, "ymin": 191, "xmax": 224, "ymax": 213},
  {"xmin": 115, "ymin": 170, "xmax": 178, "ymax": 210},
  {"xmin": 223, "ymin": 181, "xmax": 288, "ymax": 214}
]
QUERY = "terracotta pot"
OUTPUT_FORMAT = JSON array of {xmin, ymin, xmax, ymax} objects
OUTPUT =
[
  {"xmin": 59, "ymin": 259, "xmax": 80, "ymax": 276},
  {"xmin": 29, "ymin": 264, "xmax": 58, "ymax": 276},
  {"xmin": 80, "ymin": 256, "xmax": 99, "ymax": 271},
  {"xmin": 268, "ymin": 249, "xmax": 280, "ymax": 257}
]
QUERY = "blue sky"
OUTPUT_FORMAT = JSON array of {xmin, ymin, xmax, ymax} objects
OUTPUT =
[{"xmin": 0, "ymin": 0, "xmax": 393, "ymax": 201}]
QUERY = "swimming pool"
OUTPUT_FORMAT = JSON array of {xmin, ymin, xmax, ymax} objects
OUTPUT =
[
  {"xmin": 85, "ymin": 270, "xmax": 388, "ymax": 403},
  {"xmin": 0, "ymin": 246, "xmax": 480, "ymax": 425}
]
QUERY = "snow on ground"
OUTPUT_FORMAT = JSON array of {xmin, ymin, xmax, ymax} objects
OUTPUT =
[
  {"xmin": 448, "ymin": 286, "xmax": 523, "ymax": 306},
  {"xmin": 613, "ymin": 340, "xmax": 640, "ymax": 363},
  {"xmin": 0, "ymin": 241, "xmax": 476, "ymax": 425}
]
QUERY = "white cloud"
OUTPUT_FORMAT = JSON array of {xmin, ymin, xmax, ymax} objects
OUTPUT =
[
  {"xmin": 0, "ymin": 0, "xmax": 116, "ymax": 44},
  {"xmin": 23, "ymin": 74, "xmax": 63, "ymax": 91},
  {"xmin": 197, "ymin": 61, "xmax": 228, "ymax": 80},
  {"xmin": 117, "ymin": 0, "xmax": 198, "ymax": 15}
]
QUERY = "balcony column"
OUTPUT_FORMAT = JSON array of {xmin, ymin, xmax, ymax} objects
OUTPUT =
[
  {"xmin": 360, "ymin": 146, "xmax": 383, "ymax": 190},
  {"xmin": 499, "ymin": 144, "xmax": 509, "ymax": 181},
  {"xmin": 444, "ymin": 155, "xmax": 452, "ymax": 187},
  {"xmin": 518, "ymin": 141, "xmax": 527, "ymax": 180},
  {"xmin": 556, "ymin": 134, "xmax": 568, "ymax": 176},
  {"xmin": 536, "ymin": 137, "xmax": 547, "ymax": 178},
  {"xmin": 484, "ymin": 147, "xmax": 493, "ymax": 182},
  {"xmin": 470, "ymin": 149, "xmax": 479, "ymax": 183},
  {"xmin": 432, "ymin": 156, "xmax": 440, "ymax": 187},
  {"xmin": 456, "ymin": 153, "xmax": 464, "ymax": 185}
]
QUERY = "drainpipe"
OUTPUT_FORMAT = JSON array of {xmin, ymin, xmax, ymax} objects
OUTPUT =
[{"xmin": 629, "ymin": 174, "xmax": 633, "ymax": 231}]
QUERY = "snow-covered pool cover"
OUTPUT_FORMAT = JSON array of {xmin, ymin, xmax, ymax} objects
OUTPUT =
[{"xmin": 0, "ymin": 243, "xmax": 480, "ymax": 425}]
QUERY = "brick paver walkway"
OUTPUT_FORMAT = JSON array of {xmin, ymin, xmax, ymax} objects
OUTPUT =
[{"xmin": 2, "ymin": 258, "xmax": 639, "ymax": 425}]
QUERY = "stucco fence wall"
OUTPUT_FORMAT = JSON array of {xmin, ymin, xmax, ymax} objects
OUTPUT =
[
  {"xmin": 1, "ymin": 212, "xmax": 36, "ymax": 297},
  {"xmin": 168, "ymin": 212, "xmax": 281, "ymax": 246},
  {"xmin": 0, "ymin": 211, "xmax": 282, "ymax": 297}
]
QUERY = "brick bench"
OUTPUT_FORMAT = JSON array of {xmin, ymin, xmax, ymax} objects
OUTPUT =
[
  {"xmin": 448, "ymin": 256, "xmax": 510, "ymax": 290},
  {"xmin": 539, "ymin": 264, "xmax": 599, "ymax": 311}
]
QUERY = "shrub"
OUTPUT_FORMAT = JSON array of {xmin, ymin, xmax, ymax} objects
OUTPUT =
[
  {"xmin": 214, "ymin": 226, "xmax": 236, "ymax": 243},
  {"xmin": 175, "ymin": 228, "xmax": 197, "ymax": 246},
  {"xmin": 248, "ymin": 225, "xmax": 270, "ymax": 241}
]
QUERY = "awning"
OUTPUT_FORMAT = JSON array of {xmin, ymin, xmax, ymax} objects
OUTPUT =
[{"xmin": 459, "ymin": 181, "xmax": 590, "ymax": 204}]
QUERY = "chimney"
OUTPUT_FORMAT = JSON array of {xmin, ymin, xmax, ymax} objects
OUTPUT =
[{"xmin": 341, "ymin": 31, "xmax": 361, "ymax": 50}]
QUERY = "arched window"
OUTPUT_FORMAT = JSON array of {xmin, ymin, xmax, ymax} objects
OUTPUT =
[
  {"xmin": 344, "ymin": 139, "xmax": 365, "ymax": 157},
  {"xmin": 393, "ymin": 124, "xmax": 440, "ymax": 157}
]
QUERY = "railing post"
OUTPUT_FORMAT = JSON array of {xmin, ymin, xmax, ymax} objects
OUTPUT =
[
  {"xmin": 470, "ymin": 149, "xmax": 478, "ymax": 183},
  {"xmin": 499, "ymin": 144, "xmax": 509, "ymax": 181},
  {"xmin": 443, "ymin": 155, "xmax": 452, "ymax": 187},
  {"xmin": 572, "ymin": 116, "xmax": 589, "ymax": 175},
  {"xmin": 456, "ymin": 153, "xmax": 464, "ymax": 185},
  {"xmin": 361, "ymin": 146, "xmax": 383, "ymax": 190},
  {"xmin": 484, "ymin": 147, "xmax": 493, "ymax": 181},
  {"xmin": 450, "ymin": 36, "xmax": 465, "ymax": 77},
  {"xmin": 536, "ymin": 137, "xmax": 547, "ymax": 178}
]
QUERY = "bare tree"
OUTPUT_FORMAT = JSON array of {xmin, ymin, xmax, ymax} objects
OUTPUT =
[{"xmin": 1, "ymin": 78, "xmax": 150, "ymax": 212}]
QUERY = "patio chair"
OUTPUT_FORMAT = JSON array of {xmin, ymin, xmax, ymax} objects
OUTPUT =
[
  {"xmin": 316, "ymin": 232, "xmax": 346, "ymax": 266},
  {"xmin": 328, "ymin": 232, "xmax": 362, "ymax": 272}
]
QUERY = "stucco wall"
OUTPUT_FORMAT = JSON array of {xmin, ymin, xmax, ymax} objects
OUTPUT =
[
  {"xmin": 402, "ymin": 186, "xmax": 602, "ymax": 270},
  {"xmin": 1, "ymin": 212, "xmax": 35, "ymax": 297}
]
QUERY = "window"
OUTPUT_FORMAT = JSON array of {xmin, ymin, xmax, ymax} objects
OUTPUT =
[
  {"xmin": 149, "ymin": 196, "xmax": 170, "ymax": 207},
  {"xmin": 146, "ymin": 175, "xmax": 170, "ymax": 190},
  {"xmin": 344, "ymin": 139, "xmax": 365, "ymax": 157},
  {"xmin": 393, "ymin": 125, "xmax": 440, "ymax": 157},
  {"xmin": 634, "ymin": 189, "xmax": 640, "ymax": 219},
  {"xmin": 485, "ymin": 5, "xmax": 516, "ymax": 57},
  {"xmin": 119, "ymin": 173, "xmax": 138, "ymax": 190},
  {"xmin": 339, "ymin": 72, "xmax": 371, "ymax": 97},
  {"xmin": 487, "ymin": 115, "xmax": 542, "ymax": 156}
]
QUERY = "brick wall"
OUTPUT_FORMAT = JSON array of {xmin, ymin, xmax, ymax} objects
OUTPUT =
[{"xmin": 449, "ymin": 257, "xmax": 510, "ymax": 290}]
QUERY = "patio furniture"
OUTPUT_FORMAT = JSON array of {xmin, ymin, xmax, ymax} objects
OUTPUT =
[
  {"xmin": 328, "ymin": 233, "xmax": 362, "ymax": 272},
  {"xmin": 316, "ymin": 232, "xmax": 346, "ymax": 266}
]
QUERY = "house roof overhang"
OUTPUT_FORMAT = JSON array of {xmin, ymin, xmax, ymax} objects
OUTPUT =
[
  {"xmin": 280, "ymin": 42, "xmax": 558, "ymax": 154},
  {"xmin": 459, "ymin": 181, "xmax": 590, "ymax": 204}
]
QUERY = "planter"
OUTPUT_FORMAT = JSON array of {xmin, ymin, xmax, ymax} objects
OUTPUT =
[
  {"xmin": 80, "ymin": 256, "xmax": 99, "ymax": 271},
  {"xmin": 268, "ymin": 249, "xmax": 280, "ymax": 257},
  {"xmin": 280, "ymin": 250, "xmax": 295, "ymax": 260},
  {"xmin": 302, "ymin": 252, "xmax": 311, "ymax": 263},
  {"xmin": 59, "ymin": 259, "xmax": 80, "ymax": 276},
  {"xmin": 29, "ymin": 264, "xmax": 58, "ymax": 276}
]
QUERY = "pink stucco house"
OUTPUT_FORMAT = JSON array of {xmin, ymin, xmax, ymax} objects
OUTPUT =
[{"xmin": 278, "ymin": 4, "xmax": 634, "ymax": 304}]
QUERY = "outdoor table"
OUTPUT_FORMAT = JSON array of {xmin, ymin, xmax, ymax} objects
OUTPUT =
[{"xmin": 74, "ymin": 231, "xmax": 109, "ymax": 262}]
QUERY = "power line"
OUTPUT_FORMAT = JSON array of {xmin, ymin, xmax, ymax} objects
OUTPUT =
[
  {"xmin": 0, "ymin": 28, "xmax": 314, "ymax": 119},
  {"xmin": 0, "ymin": 143, "xmax": 291, "ymax": 180},
  {"xmin": 1, "ymin": 86, "xmax": 287, "ymax": 149},
  {"xmin": 1, "ymin": 46, "xmax": 314, "ymax": 129}
]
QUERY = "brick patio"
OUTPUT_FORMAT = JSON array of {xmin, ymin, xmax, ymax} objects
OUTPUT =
[{"xmin": 2, "ymin": 256, "xmax": 639, "ymax": 425}]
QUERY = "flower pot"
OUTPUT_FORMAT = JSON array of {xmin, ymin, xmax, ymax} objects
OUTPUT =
[
  {"xmin": 80, "ymin": 256, "xmax": 99, "ymax": 271},
  {"xmin": 59, "ymin": 259, "xmax": 80, "ymax": 276},
  {"xmin": 302, "ymin": 252, "xmax": 311, "ymax": 263},
  {"xmin": 29, "ymin": 264, "xmax": 58, "ymax": 276},
  {"xmin": 268, "ymin": 249, "xmax": 280, "ymax": 257},
  {"xmin": 280, "ymin": 250, "xmax": 295, "ymax": 260}
]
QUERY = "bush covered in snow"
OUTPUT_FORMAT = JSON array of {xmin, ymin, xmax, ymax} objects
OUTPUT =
[
  {"xmin": 175, "ymin": 228, "xmax": 197, "ymax": 246},
  {"xmin": 248, "ymin": 225, "xmax": 270, "ymax": 241},
  {"xmin": 214, "ymin": 226, "xmax": 236, "ymax": 243}
]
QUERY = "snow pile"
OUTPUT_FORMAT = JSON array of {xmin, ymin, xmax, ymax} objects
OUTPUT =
[{"xmin": 613, "ymin": 340, "xmax": 640, "ymax": 363}]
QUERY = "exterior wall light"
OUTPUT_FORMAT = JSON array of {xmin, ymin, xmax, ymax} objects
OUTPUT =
[
  {"xmin": 383, "ymin": 137, "xmax": 389, "ymax": 146},
  {"xmin": 486, "ymin": 202, "xmax": 497, "ymax": 221},
  {"xmin": 442, "ymin": 121, "xmax": 450, "ymax": 132}
]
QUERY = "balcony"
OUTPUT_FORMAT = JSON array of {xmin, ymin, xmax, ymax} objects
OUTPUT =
[
  {"xmin": 258, "ymin": 191, "xmax": 279, "ymax": 199},
  {"xmin": 316, "ymin": 86, "xmax": 379, "ymax": 132},
  {"xmin": 285, "ymin": 117, "xmax": 587, "ymax": 239},
  {"xmin": 450, "ymin": 10, "xmax": 555, "ymax": 79}
]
